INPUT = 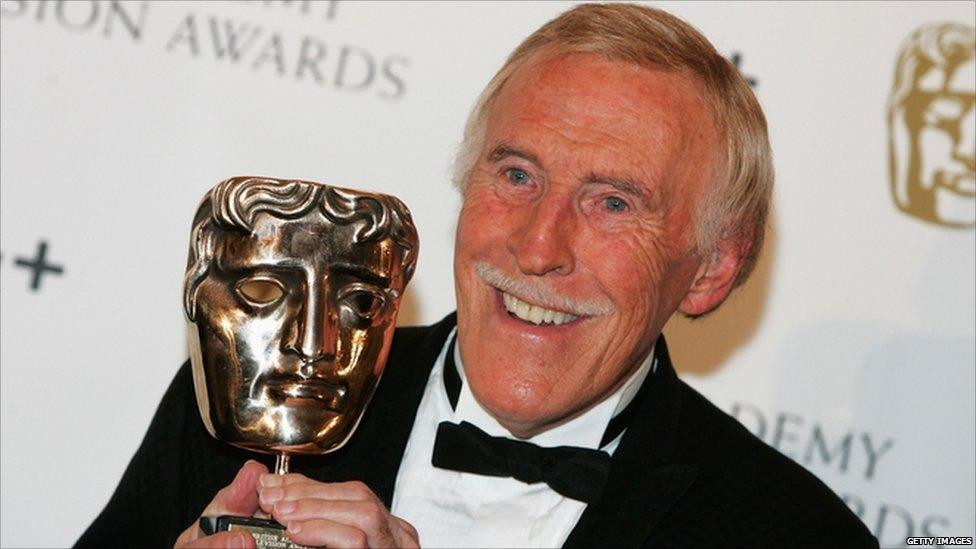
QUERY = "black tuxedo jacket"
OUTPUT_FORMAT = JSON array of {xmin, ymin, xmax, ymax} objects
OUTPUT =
[{"xmin": 77, "ymin": 313, "xmax": 877, "ymax": 548}]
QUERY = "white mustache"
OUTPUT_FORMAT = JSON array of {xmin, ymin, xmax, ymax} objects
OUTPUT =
[{"xmin": 475, "ymin": 262, "xmax": 614, "ymax": 316}]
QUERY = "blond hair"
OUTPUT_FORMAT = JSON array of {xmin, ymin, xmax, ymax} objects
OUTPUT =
[{"xmin": 453, "ymin": 3, "xmax": 773, "ymax": 287}]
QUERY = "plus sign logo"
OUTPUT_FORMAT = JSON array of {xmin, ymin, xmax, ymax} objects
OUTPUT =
[
  {"xmin": 729, "ymin": 52, "xmax": 758, "ymax": 88},
  {"xmin": 2, "ymin": 240, "xmax": 66, "ymax": 292}
]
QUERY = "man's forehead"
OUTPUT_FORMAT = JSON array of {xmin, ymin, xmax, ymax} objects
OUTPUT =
[
  {"xmin": 493, "ymin": 53, "xmax": 703, "ymax": 134},
  {"xmin": 486, "ymin": 52, "xmax": 718, "ymax": 198}
]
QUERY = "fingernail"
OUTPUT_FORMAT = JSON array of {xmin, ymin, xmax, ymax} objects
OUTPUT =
[
  {"xmin": 287, "ymin": 521, "xmax": 302, "ymax": 534},
  {"xmin": 275, "ymin": 500, "xmax": 295, "ymax": 514},
  {"xmin": 259, "ymin": 487, "xmax": 283, "ymax": 505},
  {"xmin": 229, "ymin": 532, "xmax": 249, "ymax": 549},
  {"xmin": 259, "ymin": 474, "xmax": 282, "ymax": 487}
]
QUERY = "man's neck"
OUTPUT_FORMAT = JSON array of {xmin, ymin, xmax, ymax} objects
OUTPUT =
[{"xmin": 451, "ymin": 336, "xmax": 656, "ymax": 446}]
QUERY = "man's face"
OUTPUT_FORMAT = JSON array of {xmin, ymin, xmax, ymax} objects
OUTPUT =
[
  {"xmin": 189, "ymin": 210, "xmax": 403, "ymax": 454},
  {"xmin": 454, "ymin": 53, "xmax": 720, "ymax": 437},
  {"xmin": 890, "ymin": 53, "xmax": 975, "ymax": 227}
]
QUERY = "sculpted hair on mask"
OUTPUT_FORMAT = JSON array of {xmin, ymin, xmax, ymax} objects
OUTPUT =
[{"xmin": 183, "ymin": 176, "xmax": 418, "ymax": 320}]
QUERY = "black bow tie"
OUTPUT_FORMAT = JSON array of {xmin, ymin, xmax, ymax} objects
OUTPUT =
[
  {"xmin": 431, "ymin": 420, "xmax": 612, "ymax": 504},
  {"xmin": 429, "ymin": 334, "xmax": 653, "ymax": 504}
]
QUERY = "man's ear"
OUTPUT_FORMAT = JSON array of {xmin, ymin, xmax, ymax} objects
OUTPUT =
[{"xmin": 678, "ymin": 235, "xmax": 750, "ymax": 317}]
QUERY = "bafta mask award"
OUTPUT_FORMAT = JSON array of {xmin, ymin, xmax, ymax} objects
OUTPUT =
[{"xmin": 182, "ymin": 176, "xmax": 418, "ymax": 547}]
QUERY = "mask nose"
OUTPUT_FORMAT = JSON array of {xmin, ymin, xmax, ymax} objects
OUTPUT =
[{"xmin": 284, "ymin": 277, "xmax": 338, "ymax": 368}]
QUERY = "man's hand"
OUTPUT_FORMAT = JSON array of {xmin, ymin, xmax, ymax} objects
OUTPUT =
[
  {"xmin": 174, "ymin": 460, "xmax": 269, "ymax": 548},
  {"xmin": 258, "ymin": 474, "xmax": 420, "ymax": 548}
]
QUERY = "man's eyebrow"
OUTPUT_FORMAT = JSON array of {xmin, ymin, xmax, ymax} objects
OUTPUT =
[
  {"xmin": 585, "ymin": 172, "xmax": 658, "ymax": 210},
  {"xmin": 487, "ymin": 144, "xmax": 541, "ymax": 166}
]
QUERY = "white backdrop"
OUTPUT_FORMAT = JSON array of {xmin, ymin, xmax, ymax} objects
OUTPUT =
[{"xmin": 1, "ymin": 2, "xmax": 973, "ymax": 548}]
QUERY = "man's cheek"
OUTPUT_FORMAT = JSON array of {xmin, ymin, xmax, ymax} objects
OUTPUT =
[
  {"xmin": 595, "ymin": 240, "xmax": 661, "ymax": 291},
  {"xmin": 459, "ymin": 216, "xmax": 515, "ymax": 259}
]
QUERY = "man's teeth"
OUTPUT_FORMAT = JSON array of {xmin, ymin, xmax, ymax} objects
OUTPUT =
[{"xmin": 502, "ymin": 292, "xmax": 579, "ymax": 326}]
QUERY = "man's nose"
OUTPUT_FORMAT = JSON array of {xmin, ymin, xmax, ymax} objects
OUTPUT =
[
  {"xmin": 506, "ymin": 192, "xmax": 576, "ymax": 276},
  {"xmin": 286, "ymin": 280, "xmax": 338, "ymax": 365}
]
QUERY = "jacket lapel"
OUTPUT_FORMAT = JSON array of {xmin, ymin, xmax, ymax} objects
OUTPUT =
[{"xmin": 564, "ymin": 336, "xmax": 699, "ymax": 548}]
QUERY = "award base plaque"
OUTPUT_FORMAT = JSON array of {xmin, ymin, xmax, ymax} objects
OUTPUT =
[
  {"xmin": 200, "ymin": 515, "xmax": 309, "ymax": 549},
  {"xmin": 199, "ymin": 455, "xmax": 310, "ymax": 549}
]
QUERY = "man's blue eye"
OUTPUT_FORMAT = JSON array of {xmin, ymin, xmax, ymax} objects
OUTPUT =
[
  {"xmin": 506, "ymin": 168, "xmax": 530, "ymax": 185},
  {"xmin": 604, "ymin": 196, "xmax": 628, "ymax": 212}
]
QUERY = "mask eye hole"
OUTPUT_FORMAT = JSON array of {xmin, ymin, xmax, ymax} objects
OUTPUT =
[
  {"xmin": 339, "ymin": 285, "xmax": 387, "ymax": 321},
  {"xmin": 236, "ymin": 278, "xmax": 284, "ymax": 305},
  {"xmin": 351, "ymin": 292, "xmax": 382, "ymax": 316}
]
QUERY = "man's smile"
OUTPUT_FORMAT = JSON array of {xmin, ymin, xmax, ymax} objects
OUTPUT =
[
  {"xmin": 474, "ymin": 261, "xmax": 614, "ymax": 330},
  {"xmin": 501, "ymin": 291, "xmax": 580, "ymax": 326}
]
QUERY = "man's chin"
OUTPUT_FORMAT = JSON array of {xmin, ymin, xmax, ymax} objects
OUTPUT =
[{"xmin": 465, "ymin": 372, "xmax": 564, "ymax": 433}]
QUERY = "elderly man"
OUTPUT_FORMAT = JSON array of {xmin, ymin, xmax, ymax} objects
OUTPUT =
[{"xmin": 78, "ymin": 4, "xmax": 876, "ymax": 548}]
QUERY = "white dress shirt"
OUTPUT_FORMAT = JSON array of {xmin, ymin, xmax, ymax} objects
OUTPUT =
[{"xmin": 390, "ymin": 328, "xmax": 656, "ymax": 548}]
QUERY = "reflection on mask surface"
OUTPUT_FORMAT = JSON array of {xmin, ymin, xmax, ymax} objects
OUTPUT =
[
  {"xmin": 183, "ymin": 176, "xmax": 418, "ymax": 454},
  {"xmin": 888, "ymin": 23, "xmax": 975, "ymax": 228}
]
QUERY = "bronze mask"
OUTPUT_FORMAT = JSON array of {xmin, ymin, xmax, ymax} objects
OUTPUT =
[
  {"xmin": 887, "ymin": 23, "xmax": 975, "ymax": 227},
  {"xmin": 183, "ymin": 176, "xmax": 418, "ymax": 456}
]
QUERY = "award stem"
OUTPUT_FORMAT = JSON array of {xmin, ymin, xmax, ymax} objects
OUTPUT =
[{"xmin": 275, "ymin": 453, "xmax": 290, "ymax": 475}]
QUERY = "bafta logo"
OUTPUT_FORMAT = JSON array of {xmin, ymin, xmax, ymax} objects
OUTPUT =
[{"xmin": 887, "ymin": 22, "xmax": 975, "ymax": 228}]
